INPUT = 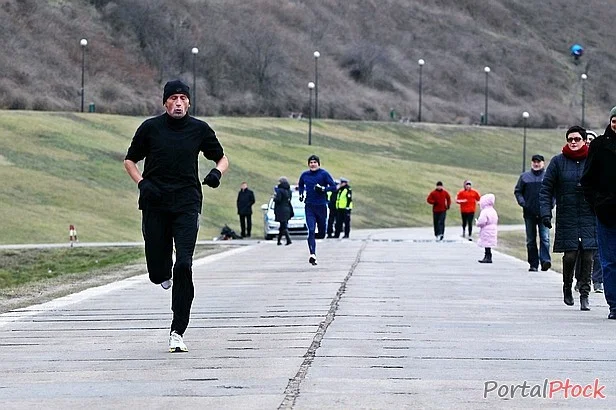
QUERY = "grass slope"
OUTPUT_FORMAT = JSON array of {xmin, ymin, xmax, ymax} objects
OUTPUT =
[{"xmin": 0, "ymin": 111, "xmax": 570, "ymax": 244}]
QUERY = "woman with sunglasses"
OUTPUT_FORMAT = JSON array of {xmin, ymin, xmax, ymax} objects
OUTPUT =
[{"xmin": 539, "ymin": 126, "xmax": 597, "ymax": 311}]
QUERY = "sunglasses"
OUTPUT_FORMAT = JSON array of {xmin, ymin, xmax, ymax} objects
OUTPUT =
[{"xmin": 567, "ymin": 136, "xmax": 583, "ymax": 143}]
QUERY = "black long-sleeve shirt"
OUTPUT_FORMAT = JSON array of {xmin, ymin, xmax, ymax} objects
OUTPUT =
[{"xmin": 125, "ymin": 113, "xmax": 224, "ymax": 212}]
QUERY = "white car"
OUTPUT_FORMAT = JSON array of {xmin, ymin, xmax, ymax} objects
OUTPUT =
[{"xmin": 260, "ymin": 185, "xmax": 308, "ymax": 240}]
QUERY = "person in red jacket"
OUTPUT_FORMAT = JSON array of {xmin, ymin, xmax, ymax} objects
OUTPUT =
[
  {"xmin": 455, "ymin": 180, "xmax": 481, "ymax": 240},
  {"xmin": 427, "ymin": 181, "xmax": 451, "ymax": 241}
]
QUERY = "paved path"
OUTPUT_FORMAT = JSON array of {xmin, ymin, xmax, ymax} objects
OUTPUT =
[{"xmin": 0, "ymin": 228, "xmax": 613, "ymax": 409}]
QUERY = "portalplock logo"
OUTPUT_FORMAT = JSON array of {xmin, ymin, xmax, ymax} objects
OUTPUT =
[{"xmin": 484, "ymin": 379, "xmax": 606, "ymax": 399}]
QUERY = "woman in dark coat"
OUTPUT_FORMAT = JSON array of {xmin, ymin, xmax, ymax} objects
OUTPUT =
[
  {"xmin": 540, "ymin": 126, "xmax": 597, "ymax": 311},
  {"xmin": 274, "ymin": 177, "xmax": 293, "ymax": 245}
]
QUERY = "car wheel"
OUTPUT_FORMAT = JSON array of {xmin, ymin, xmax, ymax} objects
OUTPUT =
[{"xmin": 265, "ymin": 234, "xmax": 274, "ymax": 240}]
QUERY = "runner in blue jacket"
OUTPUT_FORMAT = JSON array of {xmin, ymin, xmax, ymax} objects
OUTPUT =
[{"xmin": 298, "ymin": 154, "xmax": 337, "ymax": 265}]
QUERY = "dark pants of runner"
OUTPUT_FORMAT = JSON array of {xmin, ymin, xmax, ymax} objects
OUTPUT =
[
  {"xmin": 334, "ymin": 209, "xmax": 351, "ymax": 238},
  {"xmin": 239, "ymin": 214, "xmax": 252, "ymax": 237},
  {"xmin": 433, "ymin": 211, "xmax": 446, "ymax": 237},
  {"xmin": 461, "ymin": 212, "xmax": 474, "ymax": 236},
  {"xmin": 305, "ymin": 203, "xmax": 327, "ymax": 254},
  {"xmin": 142, "ymin": 208, "xmax": 198, "ymax": 335},
  {"xmin": 563, "ymin": 246, "xmax": 592, "ymax": 298}
]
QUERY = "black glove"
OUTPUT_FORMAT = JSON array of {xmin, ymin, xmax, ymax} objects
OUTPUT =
[
  {"xmin": 202, "ymin": 168, "xmax": 222, "ymax": 188},
  {"xmin": 299, "ymin": 194, "xmax": 305, "ymax": 202},
  {"xmin": 314, "ymin": 184, "xmax": 325, "ymax": 193},
  {"xmin": 542, "ymin": 217, "xmax": 552, "ymax": 229},
  {"xmin": 138, "ymin": 179, "xmax": 161, "ymax": 202}
]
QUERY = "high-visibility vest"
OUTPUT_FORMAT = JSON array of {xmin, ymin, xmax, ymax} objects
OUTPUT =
[{"xmin": 336, "ymin": 187, "xmax": 353, "ymax": 209}]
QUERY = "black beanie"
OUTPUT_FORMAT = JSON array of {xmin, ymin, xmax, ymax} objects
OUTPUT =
[
  {"xmin": 163, "ymin": 80, "xmax": 190, "ymax": 103},
  {"xmin": 307, "ymin": 154, "xmax": 320, "ymax": 165}
]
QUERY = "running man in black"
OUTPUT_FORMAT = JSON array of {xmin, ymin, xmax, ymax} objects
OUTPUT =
[{"xmin": 124, "ymin": 80, "xmax": 229, "ymax": 352}]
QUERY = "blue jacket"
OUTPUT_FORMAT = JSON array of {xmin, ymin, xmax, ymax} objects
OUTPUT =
[
  {"xmin": 298, "ymin": 168, "xmax": 336, "ymax": 205},
  {"xmin": 514, "ymin": 168, "xmax": 545, "ymax": 218}
]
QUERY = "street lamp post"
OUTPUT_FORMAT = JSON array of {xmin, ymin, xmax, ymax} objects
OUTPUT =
[
  {"xmin": 418, "ymin": 59, "xmax": 425, "ymax": 122},
  {"xmin": 308, "ymin": 82, "xmax": 315, "ymax": 145},
  {"xmin": 313, "ymin": 51, "xmax": 320, "ymax": 119},
  {"xmin": 191, "ymin": 47, "xmax": 199, "ymax": 116},
  {"xmin": 581, "ymin": 73, "xmax": 587, "ymax": 127},
  {"xmin": 80, "ymin": 38, "xmax": 88, "ymax": 113},
  {"xmin": 483, "ymin": 66, "xmax": 490, "ymax": 125},
  {"xmin": 522, "ymin": 111, "xmax": 529, "ymax": 172}
]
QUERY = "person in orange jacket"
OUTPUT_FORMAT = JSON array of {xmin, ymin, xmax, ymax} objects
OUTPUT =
[
  {"xmin": 455, "ymin": 180, "xmax": 481, "ymax": 240},
  {"xmin": 427, "ymin": 181, "xmax": 451, "ymax": 241}
]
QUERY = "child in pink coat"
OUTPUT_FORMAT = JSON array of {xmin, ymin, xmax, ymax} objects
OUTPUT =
[{"xmin": 476, "ymin": 193, "xmax": 498, "ymax": 263}]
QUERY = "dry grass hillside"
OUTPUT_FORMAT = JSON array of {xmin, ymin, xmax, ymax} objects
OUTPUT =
[{"xmin": 2, "ymin": 0, "xmax": 616, "ymax": 128}]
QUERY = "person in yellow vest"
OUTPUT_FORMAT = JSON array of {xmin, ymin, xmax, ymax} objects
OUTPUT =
[
  {"xmin": 326, "ymin": 180, "xmax": 339, "ymax": 238},
  {"xmin": 334, "ymin": 177, "xmax": 353, "ymax": 238}
]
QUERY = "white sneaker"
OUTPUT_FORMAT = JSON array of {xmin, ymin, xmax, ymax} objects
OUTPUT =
[
  {"xmin": 169, "ymin": 330, "xmax": 188, "ymax": 352},
  {"xmin": 161, "ymin": 279, "xmax": 172, "ymax": 290},
  {"xmin": 309, "ymin": 254, "xmax": 318, "ymax": 265}
]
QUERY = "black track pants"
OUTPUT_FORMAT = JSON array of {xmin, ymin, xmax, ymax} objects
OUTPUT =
[{"xmin": 142, "ymin": 208, "xmax": 199, "ymax": 335}]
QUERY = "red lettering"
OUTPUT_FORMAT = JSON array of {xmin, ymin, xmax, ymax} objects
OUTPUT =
[
  {"xmin": 549, "ymin": 380, "xmax": 563, "ymax": 398},
  {"xmin": 593, "ymin": 379, "xmax": 606, "ymax": 399},
  {"xmin": 571, "ymin": 384, "xmax": 582, "ymax": 398},
  {"xmin": 583, "ymin": 384, "xmax": 593, "ymax": 398},
  {"xmin": 563, "ymin": 378, "xmax": 572, "ymax": 398}
]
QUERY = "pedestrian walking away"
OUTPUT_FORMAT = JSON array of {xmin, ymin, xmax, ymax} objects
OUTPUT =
[
  {"xmin": 581, "ymin": 108, "xmax": 616, "ymax": 318},
  {"xmin": 334, "ymin": 177, "xmax": 353, "ymax": 238},
  {"xmin": 426, "ymin": 181, "xmax": 451, "ymax": 241},
  {"xmin": 124, "ymin": 79, "xmax": 229, "ymax": 352},
  {"xmin": 455, "ymin": 180, "xmax": 480, "ymax": 240},
  {"xmin": 237, "ymin": 181, "xmax": 255, "ymax": 238},
  {"xmin": 476, "ymin": 193, "xmax": 498, "ymax": 263},
  {"xmin": 298, "ymin": 154, "xmax": 336, "ymax": 265},
  {"xmin": 514, "ymin": 154, "xmax": 552, "ymax": 272},
  {"xmin": 541, "ymin": 126, "xmax": 596, "ymax": 312},
  {"xmin": 274, "ymin": 176, "xmax": 293, "ymax": 246}
]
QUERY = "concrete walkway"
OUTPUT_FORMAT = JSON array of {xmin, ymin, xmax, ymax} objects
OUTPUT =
[{"xmin": 0, "ymin": 228, "xmax": 613, "ymax": 409}]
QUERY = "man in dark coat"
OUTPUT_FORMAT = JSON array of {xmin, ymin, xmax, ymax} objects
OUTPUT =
[
  {"xmin": 236, "ymin": 181, "xmax": 255, "ymax": 238},
  {"xmin": 514, "ymin": 154, "xmax": 551, "ymax": 272},
  {"xmin": 540, "ymin": 126, "xmax": 596, "ymax": 311},
  {"xmin": 581, "ymin": 106, "xmax": 616, "ymax": 319}
]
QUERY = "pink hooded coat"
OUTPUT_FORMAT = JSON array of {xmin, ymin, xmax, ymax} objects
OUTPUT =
[{"xmin": 476, "ymin": 193, "xmax": 498, "ymax": 248}]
